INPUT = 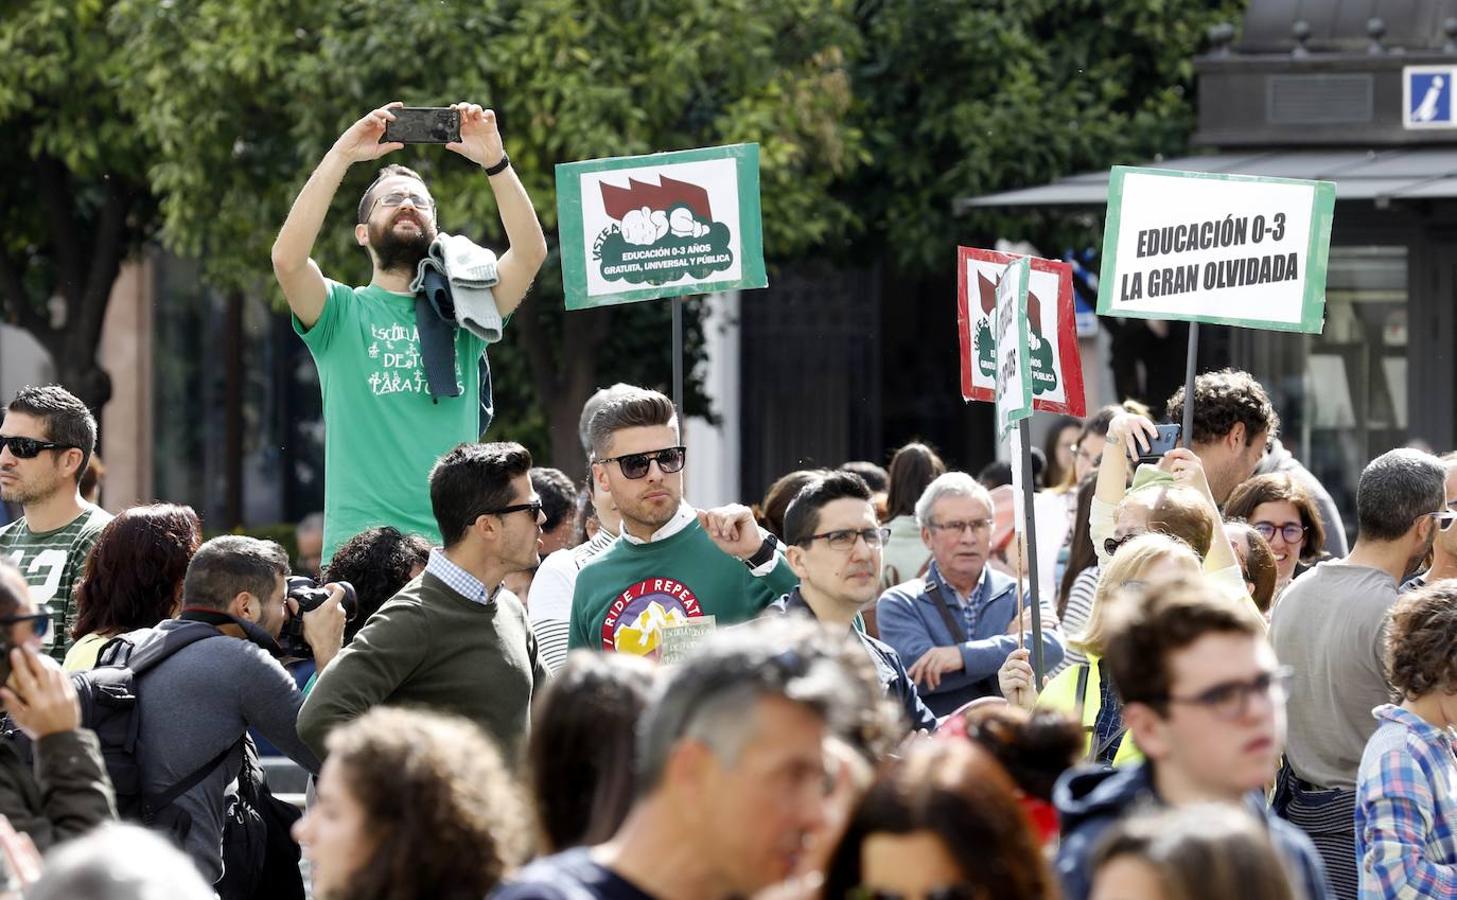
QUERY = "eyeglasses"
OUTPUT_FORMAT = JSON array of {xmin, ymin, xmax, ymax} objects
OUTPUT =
[
  {"xmin": 800, "ymin": 527, "xmax": 891, "ymax": 551},
  {"xmin": 848, "ymin": 885, "xmax": 978, "ymax": 900},
  {"xmin": 1146, "ymin": 666, "xmax": 1293, "ymax": 721},
  {"xmin": 1073, "ymin": 444, "xmax": 1102, "ymax": 467},
  {"xmin": 928, "ymin": 518, "xmax": 994, "ymax": 535},
  {"xmin": 376, "ymin": 191, "xmax": 434, "ymax": 211},
  {"xmin": 596, "ymin": 446, "xmax": 687, "ymax": 480},
  {"xmin": 0, "ymin": 610, "xmax": 50, "ymax": 639},
  {"xmin": 484, "ymin": 499, "xmax": 543, "ymax": 519},
  {"xmin": 1104, "ymin": 531, "xmax": 1145, "ymax": 558},
  {"xmin": 0, "ymin": 436, "xmax": 77, "ymax": 459},
  {"xmin": 1252, "ymin": 521, "xmax": 1306, "ymax": 544},
  {"xmin": 1419, "ymin": 509, "xmax": 1457, "ymax": 532}
]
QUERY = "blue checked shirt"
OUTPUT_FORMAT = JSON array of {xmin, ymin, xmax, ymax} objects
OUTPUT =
[
  {"xmin": 1355, "ymin": 704, "xmax": 1457, "ymax": 898},
  {"xmin": 425, "ymin": 549, "xmax": 495, "ymax": 606}
]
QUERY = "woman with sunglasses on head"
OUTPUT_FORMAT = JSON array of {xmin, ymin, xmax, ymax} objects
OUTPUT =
[
  {"xmin": 824, "ymin": 739, "xmax": 1056, "ymax": 900},
  {"xmin": 0, "ymin": 558, "xmax": 116, "ymax": 850},
  {"xmin": 1225, "ymin": 473, "xmax": 1329, "ymax": 602}
]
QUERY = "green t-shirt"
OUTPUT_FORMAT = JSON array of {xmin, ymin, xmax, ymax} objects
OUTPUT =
[
  {"xmin": 293, "ymin": 280, "xmax": 488, "ymax": 565},
  {"xmin": 0, "ymin": 504, "xmax": 113, "ymax": 660},
  {"xmin": 569, "ymin": 518, "xmax": 797, "ymax": 657}
]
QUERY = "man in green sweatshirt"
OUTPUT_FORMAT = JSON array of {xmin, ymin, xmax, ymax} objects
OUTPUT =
[
  {"xmin": 298, "ymin": 441, "xmax": 549, "ymax": 763},
  {"xmin": 570, "ymin": 388, "xmax": 797, "ymax": 658}
]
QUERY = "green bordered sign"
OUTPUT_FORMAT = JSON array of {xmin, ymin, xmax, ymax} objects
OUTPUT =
[
  {"xmin": 555, "ymin": 144, "xmax": 768, "ymax": 310},
  {"xmin": 994, "ymin": 257, "xmax": 1034, "ymax": 441},
  {"xmin": 1096, "ymin": 166, "xmax": 1335, "ymax": 333}
]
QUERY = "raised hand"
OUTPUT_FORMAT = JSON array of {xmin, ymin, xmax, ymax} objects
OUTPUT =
[
  {"xmin": 697, "ymin": 505, "xmax": 766, "ymax": 560},
  {"xmin": 331, "ymin": 102, "xmax": 405, "ymax": 164},
  {"xmin": 446, "ymin": 102, "xmax": 506, "ymax": 169}
]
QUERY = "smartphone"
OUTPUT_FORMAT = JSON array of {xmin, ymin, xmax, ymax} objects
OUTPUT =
[
  {"xmin": 1138, "ymin": 423, "xmax": 1183, "ymax": 464},
  {"xmin": 381, "ymin": 107, "xmax": 461, "ymax": 144}
]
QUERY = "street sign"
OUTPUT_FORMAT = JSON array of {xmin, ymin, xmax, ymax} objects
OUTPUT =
[
  {"xmin": 993, "ymin": 257, "xmax": 1033, "ymax": 441},
  {"xmin": 1405, "ymin": 66, "xmax": 1457, "ymax": 129},
  {"xmin": 555, "ymin": 144, "xmax": 768, "ymax": 310},
  {"xmin": 958, "ymin": 247, "xmax": 1085, "ymax": 416},
  {"xmin": 1096, "ymin": 166, "xmax": 1334, "ymax": 333}
]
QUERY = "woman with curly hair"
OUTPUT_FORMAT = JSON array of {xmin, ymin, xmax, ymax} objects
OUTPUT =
[
  {"xmin": 63, "ymin": 503, "xmax": 201, "ymax": 672},
  {"xmin": 293, "ymin": 706, "xmax": 530, "ymax": 900}
]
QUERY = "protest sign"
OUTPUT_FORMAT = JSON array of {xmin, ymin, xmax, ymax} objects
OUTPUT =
[
  {"xmin": 957, "ymin": 247, "xmax": 1085, "ymax": 417},
  {"xmin": 992, "ymin": 257, "xmax": 1034, "ymax": 442},
  {"xmin": 1096, "ymin": 166, "xmax": 1335, "ymax": 333},
  {"xmin": 659, "ymin": 616, "xmax": 717, "ymax": 665},
  {"xmin": 556, "ymin": 144, "xmax": 767, "ymax": 311}
]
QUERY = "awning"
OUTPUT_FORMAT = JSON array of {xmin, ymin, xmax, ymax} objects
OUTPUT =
[{"xmin": 955, "ymin": 148, "xmax": 1457, "ymax": 211}]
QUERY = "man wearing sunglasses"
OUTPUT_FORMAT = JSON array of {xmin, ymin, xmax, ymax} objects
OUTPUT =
[
  {"xmin": 0, "ymin": 385, "xmax": 114, "ymax": 662},
  {"xmin": 767, "ymin": 471, "xmax": 937, "ymax": 732},
  {"xmin": 300, "ymin": 441, "xmax": 550, "ymax": 764},
  {"xmin": 272, "ymin": 101, "xmax": 547, "ymax": 570},
  {"xmin": 570, "ymin": 389, "xmax": 797, "ymax": 657},
  {"xmin": 1055, "ymin": 578, "xmax": 1329, "ymax": 900},
  {"xmin": 1398, "ymin": 455, "xmax": 1457, "ymax": 594},
  {"xmin": 1269, "ymin": 448, "xmax": 1449, "ymax": 897}
]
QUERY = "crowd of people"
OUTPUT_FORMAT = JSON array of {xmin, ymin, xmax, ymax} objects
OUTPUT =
[{"xmin": 0, "ymin": 102, "xmax": 1451, "ymax": 900}]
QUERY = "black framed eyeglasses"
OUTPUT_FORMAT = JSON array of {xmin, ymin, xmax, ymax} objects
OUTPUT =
[
  {"xmin": 1104, "ymin": 531, "xmax": 1143, "ymax": 558},
  {"xmin": 484, "ymin": 499, "xmax": 543, "ymax": 519},
  {"xmin": 0, "ymin": 610, "xmax": 50, "ymax": 639},
  {"xmin": 1253, "ymin": 521, "xmax": 1306, "ymax": 544},
  {"xmin": 800, "ymin": 527, "xmax": 891, "ymax": 551},
  {"xmin": 0, "ymin": 436, "xmax": 77, "ymax": 459},
  {"xmin": 596, "ymin": 446, "xmax": 687, "ymax": 480},
  {"xmin": 1142, "ymin": 666, "xmax": 1293, "ymax": 722}
]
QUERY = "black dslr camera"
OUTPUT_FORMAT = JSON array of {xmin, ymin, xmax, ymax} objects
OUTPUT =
[{"xmin": 279, "ymin": 576, "xmax": 358, "ymax": 659}]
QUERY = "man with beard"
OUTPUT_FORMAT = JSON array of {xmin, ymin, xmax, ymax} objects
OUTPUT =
[
  {"xmin": 271, "ymin": 101, "xmax": 547, "ymax": 566},
  {"xmin": 0, "ymin": 385, "xmax": 112, "ymax": 660},
  {"xmin": 1270, "ymin": 448, "xmax": 1450, "ymax": 898},
  {"xmin": 568, "ymin": 388, "xmax": 797, "ymax": 657}
]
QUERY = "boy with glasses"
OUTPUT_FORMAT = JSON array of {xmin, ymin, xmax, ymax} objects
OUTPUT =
[
  {"xmin": 570, "ymin": 389, "xmax": 796, "ymax": 657},
  {"xmin": 1055, "ymin": 577, "xmax": 1329, "ymax": 900},
  {"xmin": 0, "ymin": 385, "xmax": 113, "ymax": 660},
  {"xmin": 1270, "ymin": 448, "xmax": 1449, "ymax": 898},
  {"xmin": 767, "ymin": 471, "xmax": 936, "ymax": 731},
  {"xmin": 272, "ymin": 101, "xmax": 547, "ymax": 568}
]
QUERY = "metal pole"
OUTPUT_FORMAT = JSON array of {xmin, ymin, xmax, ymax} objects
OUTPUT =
[
  {"xmin": 1182, "ymin": 322, "xmax": 1199, "ymax": 444},
  {"xmin": 671, "ymin": 297, "xmax": 684, "ymax": 415},
  {"xmin": 1018, "ymin": 417, "xmax": 1045, "ymax": 685}
]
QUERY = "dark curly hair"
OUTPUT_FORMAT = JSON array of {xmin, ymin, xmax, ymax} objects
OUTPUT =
[
  {"xmin": 823, "ymin": 741, "xmax": 1054, "ymax": 900},
  {"xmin": 1165, "ymin": 368, "xmax": 1279, "ymax": 448},
  {"xmin": 954, "ymin": 705, "xmax": 1084, "ymax": 803},
  {"xmin": 71, "ymin": 504, "xmax": 201, "ymax": 640},
  {"xmin": 326, "ymin": 707, "xmax": 530, "ymax": 900},
  {"xmin": 1385, "ymin": 580, "xmax": 1457, "ymax": 701},
  {"xmin": 322, "ymin": 527, "xmax": 431, "ymax": 645}
]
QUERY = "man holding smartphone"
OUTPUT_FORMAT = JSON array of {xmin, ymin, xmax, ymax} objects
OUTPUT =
[{"xmin": 272, "ymin": 102, "xmax": 548, "ymax": 567}]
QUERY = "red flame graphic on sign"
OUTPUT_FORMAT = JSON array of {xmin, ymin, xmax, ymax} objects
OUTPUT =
[
  {"xmin": 600, "ymin": 175, "xmax": 713, "ymax": 222},
  {"xmin": 978, "ymin": 269, "xmax": 1044, "ymax": 326}
]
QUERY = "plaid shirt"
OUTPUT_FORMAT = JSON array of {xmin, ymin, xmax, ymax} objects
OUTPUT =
[
  {"xmin": 1355, "ymin": 704, "xmax": 1457, "ymax": 898},
  {"xmin": 425, "ymin": 549, "xmax": 495, "ymax": 606}
]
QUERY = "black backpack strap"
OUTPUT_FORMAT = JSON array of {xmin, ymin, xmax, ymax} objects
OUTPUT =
[
  {"xmin": 141, "ymin": 737, "xmax": 244, "ymax": 823},
  {"xmin": 926, "ymin": 582, "xmax": 968, "ymax": 644}
]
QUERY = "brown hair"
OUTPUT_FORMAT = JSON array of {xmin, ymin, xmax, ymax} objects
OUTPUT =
[
  {"xmin": 71, "ymin": 504, "xmax": 202, "ymax": 639},
  {"xmin": 1092, "ymin": 803, "xmax": 1296, "ymax": 900},
  {"xmin": 1058, "ymin": 474, "xmax": 1099, "ymax": 618},
  {"xmin": 1385, "ymin": 580, "xmax": 1457, "ymax": 701},
  {"xmin": 528, "ymin": 652, "xmax": 656, "ymax": 853},
  {"xmin": 756, "ymin": 469, "xmax": 822, "ymax": 540},
  {"xmin": 1224, "ymin": 473, "xmax": 1327, "ymax": 565},
  {"xmin": 885, "ymin": 442, "xmax": 946, "ymax": 519},
  {"xmin": 1223, "ymin": 520, "xmax": 1278, "ymax": 613},
  {"xmin": 586, "ymin": 388, "xmax": 678, "ymax": 460},
  {"xmin": 1165, "ymin": 368, "xmax": 1280, "ymax": 447},
  {"xmin": 1103, "ymin": 577, "xmax": 1262, "ymax": 710},
  {"xmin": 1119, "ymin": 484, "xmax": 1216, "ymax": 559},
  {"xmin": 357, "ymin": 164, "xmax": 428, "ymax": 224},
  {"xmin": 327, "ymin": 707, "xmax": 529, "ymax": 900},
  {"xmin": 954, "ymin": 704, "xmax": 1083, "ymax": 803},
  {"xmin": 823, "ymin": 741, "xmax": 1054, "ymax": 900}
]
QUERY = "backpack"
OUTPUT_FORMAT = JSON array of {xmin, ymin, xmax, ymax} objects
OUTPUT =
[
  {"xmin": 76, "ymin": 624, "xmax": 240, "ymax": 838},
  {"xmin": 216, "ymin": 735, "xmax": 305, "ymax": 900}
]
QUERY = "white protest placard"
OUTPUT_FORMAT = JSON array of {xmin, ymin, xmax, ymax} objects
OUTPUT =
[
  {"xmin": 1096, "ymin": 166, "xmax": 1334, "ymax": 333},
  {"xmin": 993, "ymin": 257, "xmax": 1033, "ymax": 440}
]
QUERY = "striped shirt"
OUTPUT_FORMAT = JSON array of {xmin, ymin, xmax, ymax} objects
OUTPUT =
[
  {"xmin": 528, "ymin": 529, "xmax": 619, "ymax": 673},
  {"xmin": 0, "ymin": 504, "xmax": 112, "ymax": 660},
  {"xmin": 1356, "ymin": 704, "xmax": 1457, "ymax": 899}
]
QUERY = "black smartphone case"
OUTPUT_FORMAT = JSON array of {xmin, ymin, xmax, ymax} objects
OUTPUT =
[{"xmin": 382, "ymin": 108, "xmax": 461, "ymax": 144}]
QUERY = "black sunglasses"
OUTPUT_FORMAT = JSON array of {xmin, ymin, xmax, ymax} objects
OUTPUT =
[
  {"xmin": 0, "ymin": 436, "xmax": 77, "ymax": 459},
  {"xmin": 484, "ymin": 499, "xmax": 543, "ymax": 519},
  {"xmin": 596, "ymin": 446, "xmax": 687, "ymax": 480},
  {"xmin": 0, "ymin": 611, "xmax": 50, "ymax": 639}
]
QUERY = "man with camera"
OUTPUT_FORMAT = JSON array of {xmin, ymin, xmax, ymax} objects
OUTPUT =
[
  {"xmin": 126, "ymin": 535, "xmax": 345, "ymax": 885},
  {"xmin": 272, "ymin": 101, "xmax": 547, "ymax": 569}
]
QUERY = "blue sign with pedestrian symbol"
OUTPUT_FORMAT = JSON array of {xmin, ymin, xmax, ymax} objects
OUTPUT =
[{"xmin": 1405, "ymin": 66, "xmax": 1456, "ymax": 129}]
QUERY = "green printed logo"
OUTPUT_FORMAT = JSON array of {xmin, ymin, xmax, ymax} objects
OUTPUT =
[
  {"xmin": 974, "ymin": 269, "xmax": 1058, "ymax": 395},
  {"xmin": 591, "ymin": 175, "xmax": 734, "ymax": 286}
]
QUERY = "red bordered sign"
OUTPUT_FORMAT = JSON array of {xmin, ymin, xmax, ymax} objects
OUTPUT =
[{"xmin": 957, "ymin": 247, "xmax": 1086, "ymax": 417}]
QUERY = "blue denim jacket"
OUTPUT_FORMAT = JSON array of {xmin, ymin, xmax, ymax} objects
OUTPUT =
[{"xmin": 875, "ymin": 561, "xmax": 1064, "ymax": 717}]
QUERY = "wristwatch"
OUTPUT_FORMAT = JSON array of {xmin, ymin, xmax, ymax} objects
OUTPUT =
[
  {"xmin": 743, "ymin": 533, "xmax": 780, "ymax": 570},
  {"xmin": 484, "ymin": 153, "xmax": 511, "ymax": 177}
]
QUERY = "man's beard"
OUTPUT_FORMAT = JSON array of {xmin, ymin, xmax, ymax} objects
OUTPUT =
[
  {"xmin": 0, "ymin": 470, "xmax": 59, "ymax": 506},
  {"xmin": 370, "ymin": 216, "xmax": 435, "ymax": 273}
]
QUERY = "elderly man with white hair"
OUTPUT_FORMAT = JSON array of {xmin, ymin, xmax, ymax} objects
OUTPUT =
[{"xmin": 875, "ymin": 472, "xmax": 1064, "ymax": 716}]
